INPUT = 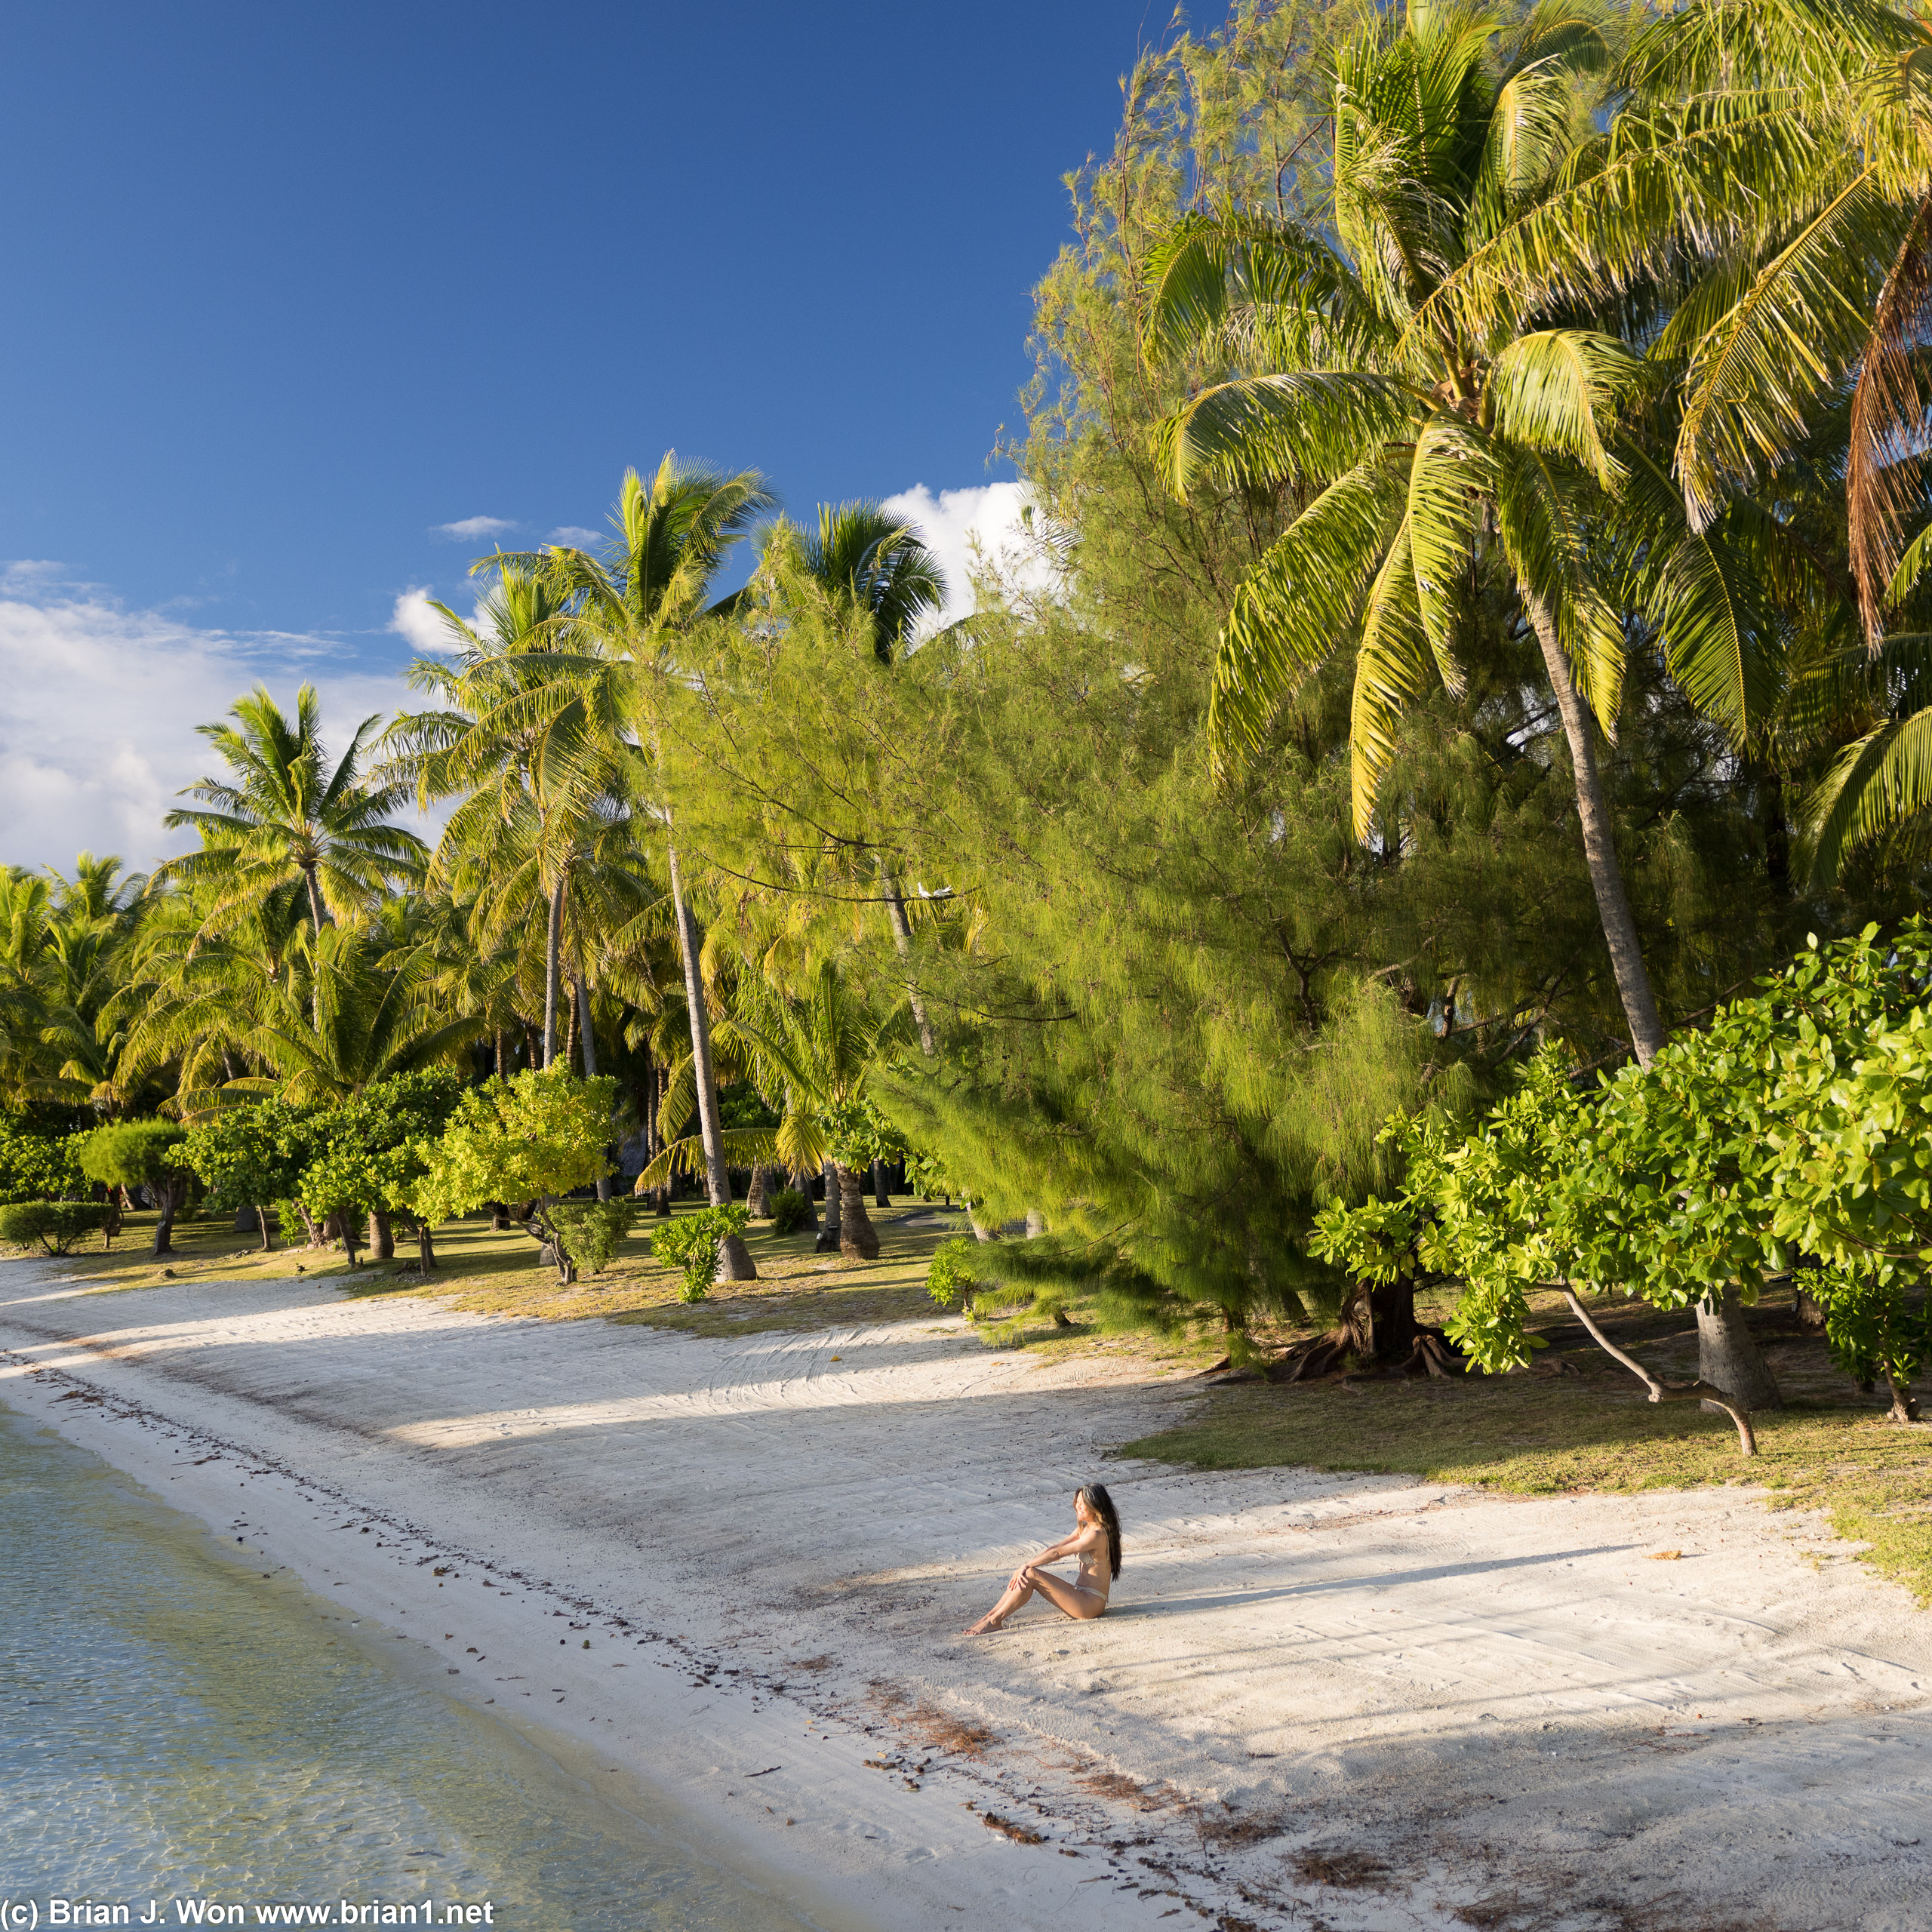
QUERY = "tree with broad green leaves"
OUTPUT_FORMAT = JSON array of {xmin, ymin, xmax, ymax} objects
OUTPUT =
[
  {"xmin": 297, "ymin": 1068, "xmax": 469, "ymax": 1272},
  {"xmin": 413, "ymin": 1068, "xmax": 617, "ymax": 1284},
  {"xmin": 0, "ymin": 1116, "xmax": 85, "ymax": 1207},
  {"xmin": 182, "ymin": 1100, "xmax": 317, "ymax": 1252},
  {"xmin": 1315, "ymin": 922, "xmax": 1932, "ymax": 1445}
]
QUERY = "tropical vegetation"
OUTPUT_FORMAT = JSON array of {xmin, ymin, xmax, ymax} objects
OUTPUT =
[{"xmin": 4, "ymin": 0, "xmax": 1931, "ymax": 1440}]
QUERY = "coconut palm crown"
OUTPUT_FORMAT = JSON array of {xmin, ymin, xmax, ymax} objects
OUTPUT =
[
  {"xmin": 1144, "ymin": 0, "xmax": 1814, "ymax": 1061},
  {"xmin": 161, "ymin": 685, "xmax": 426, "ymax": 933}
]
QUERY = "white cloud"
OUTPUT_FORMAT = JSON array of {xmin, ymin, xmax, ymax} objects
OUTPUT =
[
  {"xmin": 390, "ymin": 586, "xmax": 469, "ymax": 655},
  {"xmin": 879, "ymin": 482, "xmax": 1054, "ymax": 635},
  {"xmin": 0, "ymin": 593, "xmax": 425, "ymax": 873},
  {"xmin": 435, "ymin": 515, "xmax": 517, "ymax": 541},
  {"xmin": 546, "ymin": 525, "xmax": 602, "ymax": 547}
]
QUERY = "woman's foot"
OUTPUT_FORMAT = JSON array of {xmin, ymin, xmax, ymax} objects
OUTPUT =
[{"xmin": 961, "ymin": 1614, "xmax": 1004, "ymax": 1636}]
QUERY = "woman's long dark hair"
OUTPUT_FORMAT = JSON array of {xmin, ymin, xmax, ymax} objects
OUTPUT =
[{"xmin": 1078, "ymin": 1484, "xmax": 1122, "ymax": 1579}]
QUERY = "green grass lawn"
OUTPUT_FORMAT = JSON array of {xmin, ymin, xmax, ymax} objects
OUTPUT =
[{"xmin": 2, "ymin": 1195, "xmax": 974, "ymax": 1334}]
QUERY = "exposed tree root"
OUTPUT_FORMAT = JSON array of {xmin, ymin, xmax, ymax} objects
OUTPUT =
[{"xmin": 1202, "ymin": 1324, "xmax": 1468, "ymax": 1386}]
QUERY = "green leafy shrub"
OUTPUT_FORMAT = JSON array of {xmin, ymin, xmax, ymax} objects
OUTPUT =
[
  {"xmin": 0, "ymin": 1201, "xmax": 115, "ymax": 1256},
  {"xmin": 651, "ymin": 1204, "xmax": 753, "ymax": 1303},
  {"xmin": 0, "ymin": 1121, "xmax": 85, "ymax": 1207},
  {"xmin": 766, "ymin": 1186, "xmax": 811, "ymax": 1235},
  {"xmin": 1313, "ymin": 921, "xmax": 1932, "ymax": 1430},
  {"xmin": 927, "ymin": 1235, "xmax": 979, "ymax": 1309},
  {"xmin": 550, "ymin": 1199, "xmax": 638, "ymax": 1275}
]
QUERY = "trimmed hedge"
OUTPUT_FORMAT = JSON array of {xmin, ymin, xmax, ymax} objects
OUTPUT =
[{"xmin": 0, "ymin": 1200, "xmax": 117, "ymax": 1256}]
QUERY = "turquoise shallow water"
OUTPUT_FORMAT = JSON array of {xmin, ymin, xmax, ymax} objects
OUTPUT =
[{"xmin": 0, "ymin": 1401, "xmax": 812, "ymax": 1930}]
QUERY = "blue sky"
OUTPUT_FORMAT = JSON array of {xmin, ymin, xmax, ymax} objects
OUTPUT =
[{"xmin": 1, "ymin": 0, "xmax": 1154, "ymax": 867}]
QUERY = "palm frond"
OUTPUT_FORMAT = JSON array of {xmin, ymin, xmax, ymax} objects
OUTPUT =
[
  {"xmin": 1208, "ymin": 460, "xmax": 1407, "ymax": 774},
  {"xmin": 1801, "ymin": 706, "xmax": 1932, "ymax": 881}
]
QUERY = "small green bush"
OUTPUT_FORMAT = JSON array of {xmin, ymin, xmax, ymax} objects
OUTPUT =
[
  {"xmin": 928, "ymin": 1235, "xmax": 979, "ymax": 1309},
  {"xmin": 650, "ymin": 1204, "xmax": 752, "ymax": 1303},
  {"xmin": 550, "ymin": 1198, "xmax": 638, "ymax": 1275},
  {"xmin": 0, "ymin": 1201, "xmax": 115, "ymax": 1256},
  {"xmin": 0, "ymin": 1121, "xmax": 86, "ymax": 1207},
  {"xmin": 766, "ymin": 1186, "xmax": 811, "ymax": 1235}
]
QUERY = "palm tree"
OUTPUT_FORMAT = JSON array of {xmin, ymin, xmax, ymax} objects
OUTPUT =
[
  {"xmin": 161, "ymin": 685, "xmax": 427, "ymax": 934},
  {"xmin": 539, "ymin": 454, "xmax": 776, "ymax": 1279},
  {"xmin": 49, "ymin": 851, "xmax": 146, "ymax": 927},
  {"xmin": 232, "ymin": 915, "xmax": 480, "ymax": 1107},
  {"xmin": 1576, "ymin": 0, "xmax": 1932, "ymax": 875},
  {"xmin": 774, "ymin": 501, "xmax": 946, "ymax": 666},
  {"xmin": 31, "ymin": 853, "xmax": 147, "ymax": 1106},
  {"xmin": 715, "ymin": 958, "xmax": 891, "ymax": 1262},
  {"xmin": 0, "ymin": 872, "xmax": 55, "ymax": 1100},
  {"xmin": 105, "ymin": 878, "xmax": 316, "ymax": 1117},
  {"xmin": 383, "ymin": 568, "xmax": 619, "ymax": 1066},
  {"xmin": 1144, "ymin": 0, "xmax": 1807, "ymax": 1069}
]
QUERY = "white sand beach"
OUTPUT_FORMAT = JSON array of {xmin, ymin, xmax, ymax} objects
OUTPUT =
[{"xmin": 3, "ymin": 1263, "xmax": 1930, "ymax": 1931}]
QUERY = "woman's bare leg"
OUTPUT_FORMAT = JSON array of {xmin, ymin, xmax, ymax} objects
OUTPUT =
[
  {"xmin": 963, "ymin": 1569, "xmax": 1034, "ymax": 1635},
  {"xmin": 1026, "ymin": 1569, "xmax": 1106, "ymax": 1621},
  {"xmin": 964, "ymin": 1564, "xmax": 1104, "ymax": 1635}
]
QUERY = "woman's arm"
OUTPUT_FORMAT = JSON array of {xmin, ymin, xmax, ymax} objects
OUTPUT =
[{"xmin": 1024, "ymin": 1525, "xmax": 1102, "ymax": 1569}]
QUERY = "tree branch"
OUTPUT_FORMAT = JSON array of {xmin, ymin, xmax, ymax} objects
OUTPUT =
[{"xmin": 1560, "ymin": 1288, "xmax": 1757, "ymax": 1457}]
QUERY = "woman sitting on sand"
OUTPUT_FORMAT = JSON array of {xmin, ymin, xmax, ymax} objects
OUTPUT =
[{"xmin": 964, "ymin": 1484, "xmax": 1121, "ymax": 1635}]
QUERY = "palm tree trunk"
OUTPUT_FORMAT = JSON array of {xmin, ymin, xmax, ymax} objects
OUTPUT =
[
  {"xmin": 666, "ymin": 843, "xmax": 756, "ymax": 1281},
  {"xmin": 303, "ymin": 864, "xmax": 327, "ymax": 931},
  {"xmin": 816, "ymin": 1157, "xmax": 841, "ymax": 1253},
  {"xmin": 873, "ymin": 1158, "xmax": 891, "ymax": 1209},
  {"xmin": 836, "ymin": 1161, "xmax": 880, "ymax": 1260},
  {"xmin": 1524, "ymin": 592, "xmax": 1667, "ymax": 1066},
  {"xmin": 1697, "ymin": 1286, "xmax": 1783, "ymax": 1414},
  {"xmin": 150, "ymin": 1175, "xmax": 181, "ymax": 1257},
  {"xmin": 543, "ymin": 877, "xmax": 565, "ymax": 1068},
  {"xmin": 368, "ymin": 1209, "xmax": 394, "ymax": 1260},
  {"xmin": 746, "ymin": 1165, "xmax": 772, "ymax": 1217},
  {"xmin": 575, "ymin": 968, "xmax": 613, "ymax": 1202},
  {"xmin": 645, "ymin": 1058, "xmax": 672, "ymax": 1217}
]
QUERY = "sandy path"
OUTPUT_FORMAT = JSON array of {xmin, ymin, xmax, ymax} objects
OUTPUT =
[{"xmin": 2, "ymin": 1266, "xmax": 1929, "ymax": 1931}]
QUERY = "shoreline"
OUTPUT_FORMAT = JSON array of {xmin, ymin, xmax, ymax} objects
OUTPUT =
[{"xmin": 6, "ymin": 1262, "xmax": 1932, "ymax": 1930}]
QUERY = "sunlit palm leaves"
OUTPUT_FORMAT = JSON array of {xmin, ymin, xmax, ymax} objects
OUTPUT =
[
  {"xmin": 160, "ymin": 685, "xmax": 426, "ymax": 934},
  {"xmin": 230, "ymin": 920, "xmax": 481, "ymax": 1108},
  {"xmin": 783, "ymin": 501, "xmax": 946, "ymax": 664}
]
